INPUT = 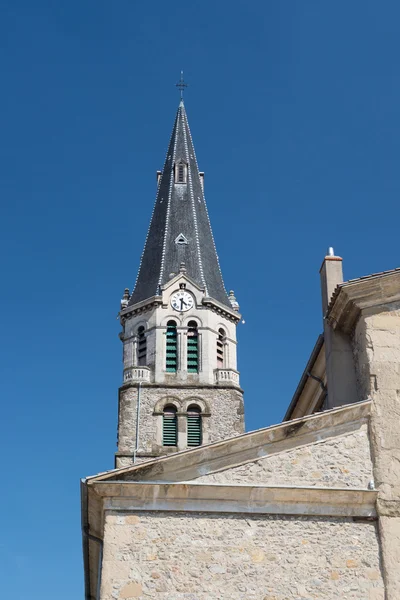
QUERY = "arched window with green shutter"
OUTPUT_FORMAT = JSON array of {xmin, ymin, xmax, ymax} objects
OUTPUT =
[
  {"xmin": 217, "ymin": 328, "xmax": 225, "ymax": 368},
  {"xmin": 163, "ymin": 405, "xmax": 177, "ymax": 446},
  {"xmin": 187, "ymin": 405, "xmax": 202, "ymax": 447},
  {"xmin": 187, "ymin": 321, "xmax": 199, "ymax": 373},
  {"xmin": 166, "ymin": 320, "xmax": 177, "ymax": 372},
  {"xmin": 137, "ymin": 326, "xmax": 147, "ymax": 366}
]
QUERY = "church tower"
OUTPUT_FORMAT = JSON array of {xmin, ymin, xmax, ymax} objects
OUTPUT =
[{"xmin": 116, "ymin": 100, "xmax": 244, "ymax": 467}]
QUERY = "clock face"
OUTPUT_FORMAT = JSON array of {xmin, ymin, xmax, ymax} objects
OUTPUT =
[{"xmin": 171, "ymin": 290, "xmax": 194, "ymax": 312}]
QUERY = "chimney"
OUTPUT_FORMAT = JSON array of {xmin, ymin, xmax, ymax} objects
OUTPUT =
[{"xmin": 319, "ymin": 247, "xmax": 343, "ymax": 316}]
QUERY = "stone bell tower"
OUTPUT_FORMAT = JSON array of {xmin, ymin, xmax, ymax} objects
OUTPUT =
[{"xmin": 115, "ymin": 100, "xmax": 244, "ymax": 467}]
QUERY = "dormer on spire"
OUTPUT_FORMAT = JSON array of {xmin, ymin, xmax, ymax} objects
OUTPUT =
[{"xmin": 174, "ymin": 159, "xmax": 187, "ymax": 184}]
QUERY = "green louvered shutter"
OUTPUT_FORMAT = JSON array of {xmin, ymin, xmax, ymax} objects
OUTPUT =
[
  {"xmin": 187, "ymin": 321, "xmax": 198, "ymax": 373},
  {"xmin": 166, "ymin": 321, "xmax": 177, "ymax": 372},
  {"xmin": 137, "ymin": 326, "xmax": 147, "ymax": 366},
  {"xmin": 217, "ymin": 328, "xmax": 225, "ymax": 368},
  {"xmin": 163, "ymin": 407, "xmax": 177, "ymax": 446},
  {"xmin": 187, "ymin": 406, "xmax": 202, "ymax": 447}
]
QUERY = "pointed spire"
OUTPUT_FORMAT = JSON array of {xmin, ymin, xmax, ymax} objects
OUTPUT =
[{"xmin": 129, "ymin": 102, "xmax": 230, "ymax": 308}]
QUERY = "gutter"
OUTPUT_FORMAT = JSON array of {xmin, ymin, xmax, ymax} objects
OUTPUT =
[{"xmin": 283, "ymin": 334, "xmax": 324, "ymax": 421}]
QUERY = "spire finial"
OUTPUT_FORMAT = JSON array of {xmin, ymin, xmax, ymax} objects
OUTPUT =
[{"xmin": 176, "ymin": 71, "xmax": 188, "ymax": 100}]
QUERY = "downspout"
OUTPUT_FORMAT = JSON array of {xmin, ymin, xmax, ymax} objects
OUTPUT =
[
  {"xmin": 83, "ymin": 528, "xmax": 103, "ymax": 600},
  {"xmin": 134, "ymin": 382, "xmax": 141, "ymax": 463},
  {"xmin": 306, "ymin": 371, "xmax": 327, "ymax": 392}
]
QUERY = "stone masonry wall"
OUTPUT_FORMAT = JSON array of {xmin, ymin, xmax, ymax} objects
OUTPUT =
[
  {"xmin": 196, "ymin": 425, "xmax": 373, "ymax": 488},
  {"xmin": 353, "ymin": 307, "xmax": 400, "ymax": 505},
  {"xmin": 116, "ymin": 385, "xmax": 244, "ymax": 467},
  {"xmin": 100, "ymin": 511, "xmax": 384, "ymax": 600},
  {"xmin": 353, "ymin": 306, "xmax": 400, "ymax": 598}
]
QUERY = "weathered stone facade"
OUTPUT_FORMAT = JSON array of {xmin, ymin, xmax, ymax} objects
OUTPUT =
[
  {"xmin": 353, "ymin": 306, "xmax": 400, "ymax": 506},
  {"xmin": 116, "ymin": 270, "xmax": 244, "ymax": 467},
  {"xmin": 116, "ymin": 384, "xmax": 244, "ymax": 467},
  {"xmin": 196, "ymin": 425, "xmax": 373, "ymax": 488},
  {"xmin": 352, "ymin": 305, "xmax": 400, "ymax": 598},
  {"xmin": 100, "ymin": 512, "xmax": 384, "ymax": 600},
  {"xmin": 325, "ymin": 270, "xmax": 400, "ymax": 599}
]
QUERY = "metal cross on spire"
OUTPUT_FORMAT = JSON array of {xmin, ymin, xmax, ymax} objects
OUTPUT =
[{"xmin": 176, "ymin": 71, "xmax": 188, "ymax": 99}]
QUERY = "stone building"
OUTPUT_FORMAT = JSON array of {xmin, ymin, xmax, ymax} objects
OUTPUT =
[{"xmin": 81, "ymin": 100, "xmax": 400, "ymax": 600}]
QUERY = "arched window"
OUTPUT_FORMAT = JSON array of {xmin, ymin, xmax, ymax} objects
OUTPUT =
[
  {"xmin": 187, "ymin": 405, "xmax": 202, "ymax": 447},
  {"xmin": 217, "ymin": 328, "xmax": 226, "ymax": 368},
  {"xmin": 137, "ymin": 326, "xmax": 146, "ymax": 366},
  {"xmin": 187, "ymin": 321, "xmax": 199, "ymax": 373},
  {"xmin": 166, "ymin": 321, "xmax": 178, "ymax": 372},
  {"xmin": 163, "ymin": 405, "xmax": 177, "ymax": 446}
]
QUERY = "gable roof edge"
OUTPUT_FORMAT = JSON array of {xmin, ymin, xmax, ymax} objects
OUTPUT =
[{"xmin": 85, "ymin": 399, "xmax": 371, "ymax": 484}]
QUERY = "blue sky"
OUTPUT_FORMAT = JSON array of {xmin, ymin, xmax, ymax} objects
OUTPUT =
[{"xmin": 1, "ymin": 1, "xmax": 400, "ymax": 598}]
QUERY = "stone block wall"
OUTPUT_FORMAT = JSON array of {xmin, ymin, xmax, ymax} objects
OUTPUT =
[
  {"xmin": 352, "ymin": 305, "xmax": 400, "ymax": 598},
  {"xmin": 353, "ymin": 307, "xmax": 400, "ymax": 505},
  {"xmin": 116, "ymin": 385, "xmax": 244, "ymax": 467},
  {"xmin": 100, "ymin": 511, "xmax": 384, "ymax": 600},
  {"xmin": 196, "ymin": 425, "xmax": 373, "ymax": 488}
]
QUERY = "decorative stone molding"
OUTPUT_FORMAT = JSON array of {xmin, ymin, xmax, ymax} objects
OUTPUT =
[
  {"xmin": 202, "ymin": 297, "xmax": 241, "ymax": 323},
  {"xmin": 92, "ymin": 482, "xmax": 378, "ymax": 518},
  {"xmin": 214, "ymin": 368, "xmax": 240, "ymax": 386},
  {"xmin": 123, "ymin": 366, "xmax": 151, "ymax": 384},
  {"xmin": 327, "ymin": 269, "xmax": 400, "ymax": 334},
  {"xmin": 119, "ymin": 295, "xmax": 163, "ymax": 323}
]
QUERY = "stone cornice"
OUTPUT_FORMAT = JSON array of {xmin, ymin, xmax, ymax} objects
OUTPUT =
[
  {"xmin": 118, "ymin": 382, "xmax": 244, "ymax": 393},
  {"xmin": 202, "ymin": 296, "xmax": 241, "ymax": 323},
  {"xmin": 327, "ymin": 270, "xmax": 400, "ymax": 334},
  {"xmin": 90, "ymin": 481, "xmax": 378, "ymax": 518},
  {"xmin": 120, "ymin": 295, "xmax": 163, "ymax": 322}
]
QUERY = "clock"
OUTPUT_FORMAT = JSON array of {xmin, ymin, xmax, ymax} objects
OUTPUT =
[{"xmin": 171, "ymin": 290, "xmax": 194, "ymax": 312}]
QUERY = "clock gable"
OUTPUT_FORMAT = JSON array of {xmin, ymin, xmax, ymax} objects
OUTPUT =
[{"xmin": 161, "ymin": 273, "xmax": 206, "ymax": 311}]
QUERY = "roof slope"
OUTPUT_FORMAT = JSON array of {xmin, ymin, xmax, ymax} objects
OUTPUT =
[
  {"xmin": 129, "ymin": 101, "xmax": 229, "ymax": 307},
  {"xmin": 86, "ymin": 400, "xmax": 371, "ymax": 484}
]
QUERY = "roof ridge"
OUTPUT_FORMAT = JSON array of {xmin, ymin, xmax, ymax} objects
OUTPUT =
[
  {"xmin": 157, "ymin": 105, "xmax": 180, "ymax": 290},
  {"xmin": 181, "ymin": 105, "xmax": 207, "ymax": 294},
  {"xmin": 130, "ymin": 106, "xmax": 180, "ymax": 299},
  {"xmin": 183, "ymin": 105, "xmax": 228, "ymax": 298},
  {"xmin": 86, "ymin": 399, "xmax": 372, "ymax": 482}
]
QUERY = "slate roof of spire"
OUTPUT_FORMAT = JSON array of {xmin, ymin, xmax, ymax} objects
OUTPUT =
[{"xmin": 129, "ymin": 101, "xmax": 230, "ymax": 307}]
